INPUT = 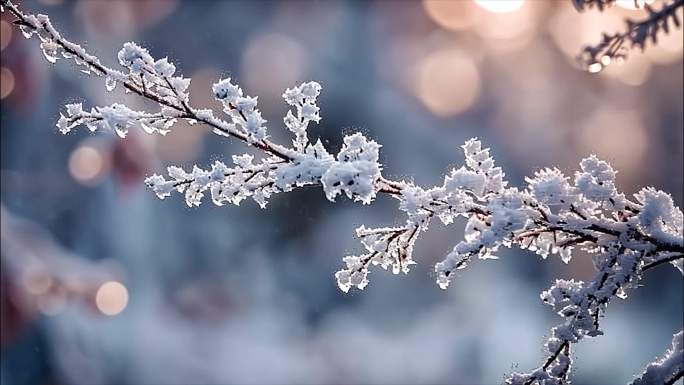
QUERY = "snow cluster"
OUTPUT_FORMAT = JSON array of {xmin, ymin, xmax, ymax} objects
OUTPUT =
[
  {"xmin": 146, "ymin": 129, "xmax": 383, "ymax": 209},
  {"xmin": 212, "ymin": 77, "xmax": 267, "ymax": 142},
  {"xmin": 146, "ymin": 80, "xmax": 382, "ymax": 209},
  {"xmin": 57, "ymin": 103, "xmax": 175, "ymax": 138},
  {"xmin": 575, "ymin": 155, "xmax": 621, "ymax": 206},
  {"xmin": 526, "ymin": 168, "xmax": 577, "ymax": 209},
  {"xmin": 635, "ymin": 187, "xmax": 684, "ymax": 249},
  {"xmin": 146, "ymin": 156, "xmax": 284, "ymax": 208},
  {"xmin": 320, "ymin": 133, "xmax": 382, "ymax": 204},
  {"xmin": 5, "ymin": 2, "xmax": 682, "ymax": 384},
  {"xmin": 283, "ymin": 82, "xmax": 322, "ymax": 151},
  {"xmin": 113, "ymin": 42, "xmax": 192, "ymax": 107}
]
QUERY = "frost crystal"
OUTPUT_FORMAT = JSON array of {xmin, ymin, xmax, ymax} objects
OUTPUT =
[
  {"xmin": 283, "ymin": 81, "xmax": 322, "ymax": 151},
  {"xmin": 117, "ymin": 42, "xmax": 153, "ymax": 74},
  {"xmin": 321, "ymin": 133, "xmax": 381, "ymax": 204},
  {"xmin": 526, "ymin": 168, "xmax": 577, "ymax": 209},
  {"xmin": 635, "ymin": 187, "xmax": 684, "ymax": 244},
  {"xmin": 212, "ymin": 78, "xmax": 268, "ymax": 142},
  {"xmin": 212, "ymin": 78, "xmax": 243, "ymax": 102},
  {"xmin": 56, "ymin": 102, "xmax": 175, "ymax": 137}
]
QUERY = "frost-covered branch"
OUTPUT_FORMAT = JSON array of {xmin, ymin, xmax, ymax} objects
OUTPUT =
[
  {"xmin": 630, "ymin": 331, "xmax": 683, "ymax": 385},
  {"xmin": 3, "ymin": 1, "xmax": 683, "ymax": 383},
  {"xmin": 575, "ymin": 0, "xmax": 684, "ymax": 72},
  {"xmin": 1, "ymin": 0, "xmax": 396, "ymax": 204},
  {"xmin": 507, "ymin": 247, "xmax": 682, "ymax": 385}
]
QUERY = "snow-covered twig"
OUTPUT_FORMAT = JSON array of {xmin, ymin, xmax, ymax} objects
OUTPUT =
[
  {"xmin": 2, "ymin": 1, "xmax": 682, "ymax": 383},
  {"xmin": 630, "ymin": 331, "xmax": 683, "ymax": 385}
]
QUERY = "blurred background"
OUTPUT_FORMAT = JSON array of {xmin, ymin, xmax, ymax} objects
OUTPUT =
[{"xmin": 1, "ymin": 0, "xmax": 682, "ymax": 384}]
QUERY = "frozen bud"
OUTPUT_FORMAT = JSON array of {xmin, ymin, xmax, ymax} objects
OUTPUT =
[
  {"xmin": 145, "ymin": 174, "xmax": 175, "ymax": 199},
  {"xmin": 212, "ymin": 78, "xmax": 243, "ymax": 102},
  {"xmin": 235, "ymin": 96, "xmax": 258, "ymax": 112},
  {"xmin": 117, "ymin": 42, "xmax": 153, "ymax": 73},
  {"xmin": 153, "ymin": 57, "xmax": 176, "ymax": 77}
]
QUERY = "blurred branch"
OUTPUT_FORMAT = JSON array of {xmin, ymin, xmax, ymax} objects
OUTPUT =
[
  {"xmin": 0, "ymin": 204, "xmax": 120, "ymax": 323},
  {"xmin": 572, "ymin": 0, "xmax": 620, "ymax": 11},
  {"xmin": 576, "ymin": 0, "xmax": 684, "ymax": 72}
]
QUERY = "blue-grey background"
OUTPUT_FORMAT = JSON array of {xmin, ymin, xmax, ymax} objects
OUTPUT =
[{"xmin": 1, "ymin": 1, "xmax": 682, "ymax": 384}]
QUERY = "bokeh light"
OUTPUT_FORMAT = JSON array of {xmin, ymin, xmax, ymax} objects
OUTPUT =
[
  {"xmin": 0, "ymin": 19, "xmax": 12, "ymax": 51},
  {"xmin": 68, "ymin": 144, "xmax": 107, "ymax": 185},
  {"xmin": 474, "ymin": 0, "xmax": 538, "ymax": 53},
  {"xmin": 422, "ymin": 0, "xmax": 478, "ymax": 31},
  {"xmin": 22, "ymin": 267, "xmax": 53, "ymax": 295},
  {"xmin": 0, "ymin": 67, "xmax": 15, "ymax": 99},
  {"xmin": 76, "ymin": 0, "xmax": 134, "ymax": 38},
  {"xmin": 37, "ymin": 287, "xmax": 67, "ymax": 316},
  {"xmin": 416, "ymin": 48, "xmax": 481, "ymax": 117},
  {"xmin": 95, "ymin": 281, "xmax": 129, "ymax": 316},
  {"xmin": 578, "ymin": 109, "xmax": 648, "ymax": 179},
  {"xmin": 588, "ymin": 62, "xmax": 603, "ymax": 73},
  {"xmin": 76, "ymin": 1, "xmax": 177, "ymax": 39},
  {"xmin": 241, "ymin": 33, "xmax": 307, "ymax": 109},
  {"xmin": 474, "ymin": 0, "xmax": 525, "ymax": 14}
]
